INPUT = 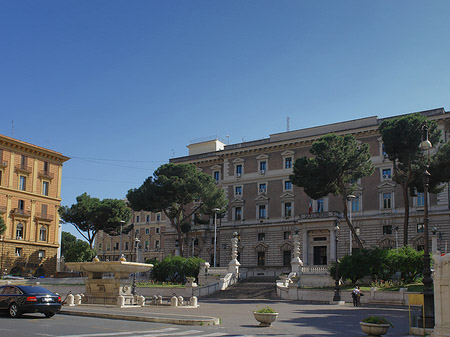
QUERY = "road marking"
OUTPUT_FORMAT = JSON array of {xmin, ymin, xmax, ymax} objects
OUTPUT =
[{"xmin": 57, "ymin": 328, "xmax": 178, "ymax": 337}]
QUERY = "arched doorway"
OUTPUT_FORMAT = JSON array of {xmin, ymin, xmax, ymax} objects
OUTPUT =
[
  {"xmin": 35, "ymin": 266, "xmax": 46, "ymax": 278},
  {"xmin": 10, "ymin": 266, "xmax": 23, "ymax": 277}
]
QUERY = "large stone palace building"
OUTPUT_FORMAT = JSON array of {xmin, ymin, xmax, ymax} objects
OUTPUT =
[
  {"xmin": 0, "ymin": 134, "xmax": 69, "ymax": 277},
  {"xmin": 166, "ymin": 108, "xmax": 450, "ymax": 273}
]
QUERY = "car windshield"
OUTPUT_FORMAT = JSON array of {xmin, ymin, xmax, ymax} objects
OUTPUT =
[{"xmin": 18, "ymin": 286, "xmax": 54, "ymax": 295}]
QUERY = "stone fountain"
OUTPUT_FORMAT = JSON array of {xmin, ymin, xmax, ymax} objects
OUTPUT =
[{"xmin": 65, "ymin": 257, "xmax": 152, "ymax": 306}]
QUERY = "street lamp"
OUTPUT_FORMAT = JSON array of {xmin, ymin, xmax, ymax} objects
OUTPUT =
[
  {"xmin": 347, "ymin": 195, "xmax": 356, "ymax": 254},
  {"xmin": 420, "ymin": 122, "xmax": 434, "ymax": 328},
  {"xmin": 0, "ymin": 235, "xmax": 4, "ymax": 279},
  {"xmin": 332, "ymin": 220, "xmax": 341, "ymax": 302},
  {"xmin": 119, "ymin": 220, "xmax": 125, "ymax": 258},
  {"xmin": 212, "ymin": 208, "xmax": 220, "ymax": 268}
]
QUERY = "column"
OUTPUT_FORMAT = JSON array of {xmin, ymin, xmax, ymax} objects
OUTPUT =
[{"xmin": 302, "ymin": 230, "xmax": 308, "ymax": 265}]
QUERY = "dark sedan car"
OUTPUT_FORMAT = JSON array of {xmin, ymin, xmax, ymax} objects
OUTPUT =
[{"xmin": 0, "ymin": 285, "xmax": 61, "ymax": 318}]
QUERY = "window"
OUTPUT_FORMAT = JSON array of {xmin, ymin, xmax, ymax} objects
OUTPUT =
[
  {"xmin": 383, "ymin": 225, "xmax": 392, "ymax": 235},
  {"xmin": 15, "ymin": 248, "xmax": 22, "ymax": 257},
  {"xmin": 155, "ymin": 240, "xmax": 160, "ymax": 249},
  {"xmin": 144, "ymin": 241, "xmax": 149, "ymax": 250},
  {"xmin": 234, "ymin": 207, "xmax": 242, "ymax": 221},
  {"xmin": 284, "ymin": 202, "xmax": 292, "ymax": 217},
  {"xmin": 125, "ymin": 242, "xmax": 129, "ymax": 250},
  {"xmin": 258, "ymin": 233, "xmax": 265, "ymax": 241},
  {"xmin": 39, "ymin": 226, "xmax": 47, "ymax": 241},
  {"xmin": 257, "ymin": 251, "xmax": 265, "ymax": 266},
  {"xmin": 258, "ymin": 205, "xmax": 266, "ymax": 219},
  {"xmin": 214, "ymin": 171, "xmax": 220, "ymax": 183},
  {"xmin": 98, "ymin": 243, "xmax": 102, "ymax": 250},
  {"xmin": 135, "ymin": 229, "xmax": 139, "ymax": 235},
  {"xmin": 417, "ymin": 223, "xmax": 425, "ymax": 233},
  {"xmin": 259, "ymin": 183, "xmax": 267, "ymax": 194},
  {"xmin": 114, "ymin": 242, "xmax": 119, "ymax": 250},
  {"xmin": 18, "ymin": 200, "xmax": 24, "ymax": 211},
  {"xmin": 236, "ymin": 164, "xmax": 242, "ymax": 177},
  {"xmin": 317, "ymin": 199, "xmax": 324, "ymax": 213},
  {"xmin": 383, "ymin": 193, "xmax": 392, "ymax": 209},
  {"xmin": 0, "ymin": 170, "xmax": 2, "ymax": 185},
  {"xmin": 156, "ymin": 227, "xmax": 160, "ymax": 234},
  {"xmin": 259, "ymin": 161, "xmax": 267, "ymax": 173},
  {"xmin": 351, "ymin": 196, "xmax": 360, "ymax": 212},
  {"xmin": 145, "ymin": 228, "xmax": 149, "ymax": 235},
  {"xmin": 42, "ymin": 181, "xmax": 49, "ymax": 196},
  {"xmin": 16, "ymin": 223, "xmax": 24, "ymax": 239},
  {"xmin": 235, "ymin": 186, "xmax": 242, "ymax": 196},
  {"xmin": 417, "ymin": 193, "xmax": 425, "ymax": 207},
  {"xmin": 284, "ymin": 180, "xmax": 292, "ymax": 191},
  {"xmin": 146, "ymin": 215, "xmax": 150, "ymax": 223},
  {"xmin": 43, "ymin": 161, "xmax": 49, "ymax": 173},
  {"xmin": 382, "ymin": 168, "xmax": 392, "ymax": 179},
  {"xmin": 283, "ymin": 250, "xmax": 291, "ymax": 266},
  {"xmin": 156, "ymin": 213, "xmax": 161, "ymax": 222},
  {"xmin": 19, "ymin": 175, "xmax": 26, "ymax": 191},
  {"xmin": 283, "ymin": 231, "xmax": 291, "ymax": 240},
  {"xmin": 382, "ymin": 144, "xmax": 387, "ymax": 158},
  {"xmin": 38, "ymin": 250, "xmax": 44, "ymax": 260},
  {"xmin": 285, "ymin": 157, "xmax": 292, "ymax": 169},
  {"xmin": 136, "ymin": 215, "xmax": 140, "ymax": 223}
]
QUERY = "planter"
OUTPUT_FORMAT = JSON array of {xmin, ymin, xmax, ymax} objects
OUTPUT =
[
  {"xmin": 360, "ymin": 322, "xmax": 391, "ymax": 336},
  {"xmin": 253, "ymin": 312, "xmax": 279, "ymax": 327}
]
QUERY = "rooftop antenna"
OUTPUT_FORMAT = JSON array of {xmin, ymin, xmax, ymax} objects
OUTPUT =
[
  {"xmin": 226, "ymin": 135, "xmax": 230, "ymax": 144},
  {"xmin": 11, "ymin": 120, "xmax": 14, "ymax": 137},
  {"xmin": 287, "ymin": 117, "xmax": 290, "ymax": 132},
  {"xmin": 171, "ymin": 149, "xmax": 175, "ymax": 157}
]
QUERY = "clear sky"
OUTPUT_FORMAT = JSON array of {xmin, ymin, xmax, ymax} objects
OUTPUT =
[{"xmin": 1, "ymin": 1, "xmax": 450, "ymax": 239}]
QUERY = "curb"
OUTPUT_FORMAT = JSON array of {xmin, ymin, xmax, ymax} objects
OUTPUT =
[{"xmin": 59, "ymin": 310, "xmax": 220, "ymax": 326}]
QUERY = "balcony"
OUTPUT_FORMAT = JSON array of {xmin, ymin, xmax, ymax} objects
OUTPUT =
[
  {"xmin": 0, "ymin": 161, "xmax": 7, "ymax": 168},
  {"xmin": 12, "ymin": 208, "xmax": 31, "ymax": 217},
  {"xmin": 299, "ymin": 211, "xmax": 340, "ymax": 220},
  {"xmin": 38, "ymin": 170, "xmax": 54, "ymax": 179},
  {"xmin": 35, "ymin": 212, "xmax": 54, "ymax": 222},
  {"xmin": 15, "ymin": 164, "xmax": 32, "ymax": 174}
]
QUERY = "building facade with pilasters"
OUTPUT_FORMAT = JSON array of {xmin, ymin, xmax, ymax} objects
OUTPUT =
[
  {"xmin": 168, "ymin": 108, "xmax": 450, "ymax": 274},
  {"xmin": 0, "ymin": 134, "xmax": 69, "ymax": 277}
]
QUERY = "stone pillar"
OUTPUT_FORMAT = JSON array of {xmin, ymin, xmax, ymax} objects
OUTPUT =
[
  {"xmin": 170, "ymin": 296, "xmax": 178, "ymax": 307},
  {"xmin": 431, "ymin": 253, "xmax": 450, "ymax": 337},
  {"xmin": 291, "ymin": 231, "xmax": 303, "ymax": 275},
  {"xmin": 302, "ymin": 230, "xmax": 308, "ymax": 266},
  {"xmin": 67, "ymin": 294, "xmax": 75, "ymax": 306},
  {"xmin": 228, "ymin": 234, "xmax": 241, "ymax": 274},
  {"xmin": 190, "ymin": 296, "xmax": 198, "ymax": 307},
  {"xmin": 74, "ymin": 294, "xmax": 82, "ymax": 305},
  {"xmin": 117, "ymin": 295, "xmax": 125, "ymax": 307}
]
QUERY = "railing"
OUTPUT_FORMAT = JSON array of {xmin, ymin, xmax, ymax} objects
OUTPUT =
[
  {"xmin": 299, "ymin": 211, "xmax": 340, "ymax": 219},
  {"xmin": 15, "ymin": 164, "xmax": 32, "ymax": 173},
  {"xmin": 38, "ymin": 170, "xmax": 54, "ymax": 179},
  {"xmin": 301, "ymin": 265, "xmax": 330, "ymax": 274},
  {"xmin": 35, "ymin": 212, "xmax": 54, "ymax": 221},
  {"xmin": 12, "ymin": 208, "xmax": 31, "ymax": 217}
]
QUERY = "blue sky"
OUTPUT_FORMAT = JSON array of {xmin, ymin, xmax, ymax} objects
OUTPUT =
[{"xmin": 1, "ymin": 1, "xmax": 450, "ymax": 239}]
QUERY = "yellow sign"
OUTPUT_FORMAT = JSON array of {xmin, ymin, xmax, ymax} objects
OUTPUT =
[{"xmin": 408, "ymin": 294, "xmax": 424, "ymax": 306}]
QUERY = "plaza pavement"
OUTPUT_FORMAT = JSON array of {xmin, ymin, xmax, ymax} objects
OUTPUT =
[{"xmin": 60, "ymin": 298, "xmax": 417, "ymax": 336}]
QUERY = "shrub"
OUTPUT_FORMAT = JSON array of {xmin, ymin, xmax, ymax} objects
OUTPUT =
[
  {"xmin": 255, "ymin": 306, "xmax": 277, "ymax": 313},
  {"xmin": 150, "ymin": 256, "xmax": 204, "ymax": 283},
  {"xmin": 361, "ymin": 316, "xmax": 393, "ymax": 327}
]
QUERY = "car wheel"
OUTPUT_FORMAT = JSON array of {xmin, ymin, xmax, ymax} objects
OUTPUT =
[
  {"xmin": 44, "ymin": 312, "xmax": 55, "ymax": 318},
  {"xmin": 9, "ymin": 303, "xmax": 21, "ymax": 318}
]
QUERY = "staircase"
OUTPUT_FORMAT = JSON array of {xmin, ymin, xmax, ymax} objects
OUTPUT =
[{"xmin": 203, "ymin": 278, "xmax": 278, "ymax": 299}]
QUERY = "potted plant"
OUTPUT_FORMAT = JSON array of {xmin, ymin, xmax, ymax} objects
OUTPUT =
[
  {"xmin": 360, "ymin": 316, "xmax": 393, "ymax": 336},
  {"xmin": 253, "ymin": 306, "xmax": 279, "ymax": 327}
]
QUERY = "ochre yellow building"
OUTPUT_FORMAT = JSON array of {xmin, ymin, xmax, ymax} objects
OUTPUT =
[{"xmin": 0, "ymin": 134, "xmax": 69, "ymax": 277}]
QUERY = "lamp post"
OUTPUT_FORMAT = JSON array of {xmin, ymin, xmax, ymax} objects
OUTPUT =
[
  {"xmin": 212, "ymin": 208, "xmax": 220, "ymax": 268},
  {"xmin": 0, "ymin": 235, "xmax": 4, "ymax": 279},
  {"xmin": 420, "ymin": 122, "xmax": 434, "ymax": 328},
  {"xmin": 347, "ymin": 195, "xmax": 356, "ymax": 254},
  {"xmin": 332, "ymin": 220, "xmax": 341, "ymax": 302},
  {"xmin": 119, "ymin": 220, "xmax": 125, "ymax": 258}
]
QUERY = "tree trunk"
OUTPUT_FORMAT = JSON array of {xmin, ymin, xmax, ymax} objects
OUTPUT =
[
  {"xmin": 402, "ymin": 182, "xmax": 410, "ymax": 246},
  {"xmin": 342, "ymin": 196, "xmax": 364, "ymax": 249}
]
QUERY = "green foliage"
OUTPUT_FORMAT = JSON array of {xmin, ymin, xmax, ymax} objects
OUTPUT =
[
  {"xmin": 362, "ymin": 316, "xmax": 393, "ymax": 327},
  {"xmin": 127, "ymin": 163, "xmax": 227, "ymax": 256},
  {"xmin": 379, "ymin": 114, "xmax": 441, "ymax": 246},
  {"xmin": 150, "ymin": 256, "xmax": 204, "ymax": 283},
  {"xmin": 61, "ymin": 231, "xmax": 96, "ymax": 262},
  {"xmin": 335, "ymin": 247, "xmax": 424, "ymax": 285},
  {"xmin": 386, "ymin": 246, "xmax": 423, "ymax": 283},
  {"xmin": 290, "ymin": 134, "xmax": 374, "ymax": 248},
  {"xmin": 59, "ymin": 193, "xmax": 131, "ymax": 248},
  {"xmin": 255, "ymin": 306, "xmax": 277, "ymax": 313},
  {"xmin": 0, "ymin": 217, "xmax": 6, "ymax": 236}
]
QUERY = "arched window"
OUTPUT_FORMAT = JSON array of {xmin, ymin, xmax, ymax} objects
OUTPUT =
[
  {"xmin": 16, "ymin": 223, "xmax": 24, "ymax": 239},
  {"xmin": 39, "ymin": 226, "xmax": 47, "ymax": 241}
]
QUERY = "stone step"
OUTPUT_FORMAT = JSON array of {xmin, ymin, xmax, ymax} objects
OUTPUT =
[{"xmin": 203, "ymin": 282, "xmax": 278, "ymax": 299}]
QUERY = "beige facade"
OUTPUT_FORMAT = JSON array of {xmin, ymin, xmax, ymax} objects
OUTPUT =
[
  {"xmin": 0, "ymin": 134, "xmax": 69, "ymax": 277},
  {"xmin": 95, "ymin": 210, "xmax": 167, "ymax": 263},
  {"xmin": 168, "ymin": 108, "xmax": 450, "ymax": 271}
]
